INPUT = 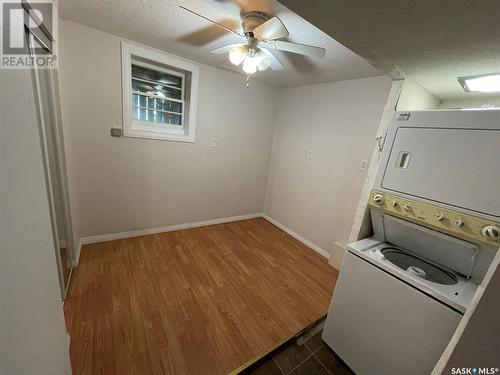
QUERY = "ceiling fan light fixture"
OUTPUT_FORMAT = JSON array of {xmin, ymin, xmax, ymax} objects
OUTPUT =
[
  {"xmin": 254, "ymin": 49, "xmax": 271, "ymax": 71},
  {"xmin": 182, "ymin": 5, "xmax": 326, "ymax": 82},
  {"xmin": 257, "ymin": 58, "xmax": 272, "ymax": 71},
  {"xmin": 229, "ymin": 44, "xmax": 248, "ymax": 66},
  {"xmin": 242, "ymin": 56, "xmax": 258, "ymax": 74}
]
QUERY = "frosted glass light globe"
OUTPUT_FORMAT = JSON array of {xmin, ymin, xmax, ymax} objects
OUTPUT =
[
  {"xmin": 229, "ymin": 45, "xmax": 248, "ymax": 66},
  {"xmin": 242, "ymin": 56, "xmax": 258, "ymax": 74},
  {"xmin": 257, "ymin": 58, "xmax": 272, "ymax": 71}
]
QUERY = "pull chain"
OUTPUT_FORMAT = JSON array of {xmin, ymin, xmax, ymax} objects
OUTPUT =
[{"xmin": 246, "ymin": 75, "xmax": 250, "ymax": 88}]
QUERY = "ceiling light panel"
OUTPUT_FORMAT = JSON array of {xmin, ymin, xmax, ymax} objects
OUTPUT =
[{"xmin": 458, "ymin": 73, "xmax": 500, "ymax": 93}]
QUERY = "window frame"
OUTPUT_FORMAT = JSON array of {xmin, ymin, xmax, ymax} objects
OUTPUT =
[{"xmin": 121, "ymin": 42, "xmax": 199, "ymax": 142}]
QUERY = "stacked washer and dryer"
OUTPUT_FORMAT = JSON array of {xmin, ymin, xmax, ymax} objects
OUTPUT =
[{"xmin": 322, "ymin": 110, "xmax": 500, "ymax": 375}]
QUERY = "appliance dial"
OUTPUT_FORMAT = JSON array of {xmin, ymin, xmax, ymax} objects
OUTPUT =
[
  {"xmin": 455, "ymin": 219, "xmax": 465, "ymax": 227},
  {"xmin": 403, "ymin": 205, "xmax": 412, "ymax": 212},
  {"xmin": 373, "ymin": 194, "xmax": 384, "ymax": 204},
  {"xmin": 436, "ymin": 214, "xmax": 446, "ymax": 222},
  {"xmin": 392, "ymin": 201, "xmax": 398, "ymax": 207},
  {"xmin": 482, "ymin": 225, "xmax": 500, "ymax": 240}
]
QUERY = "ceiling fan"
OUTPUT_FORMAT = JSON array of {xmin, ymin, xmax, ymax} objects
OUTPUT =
[{"xmin": 179, "ymin": 5, "xmax": 326, "ymax": 76}]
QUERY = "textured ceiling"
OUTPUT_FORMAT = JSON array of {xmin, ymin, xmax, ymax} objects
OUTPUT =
[
  {"xmin": 279, "ymin": 0, "xmax": 500, "ymax": 100},
  {"xmin": 58, "ymin": 0, "xmax": 382, "ymax": 88}
]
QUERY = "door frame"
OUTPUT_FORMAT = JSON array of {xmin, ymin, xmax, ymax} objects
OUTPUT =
[{"xmin": 27, "ymin": 15, "xmax": 75, "ymax": 299}]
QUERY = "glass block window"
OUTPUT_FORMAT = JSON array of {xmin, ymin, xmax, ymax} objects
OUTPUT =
[
  {"xmin": 121, "ymin": 42, "xmax": 199, "ymax": 142},
  {"xmin": 130, "ymin": 64, "xmax": 184, "ymax": 126}
]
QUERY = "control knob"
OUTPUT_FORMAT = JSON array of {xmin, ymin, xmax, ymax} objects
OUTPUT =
[
  {"xmin": 403, "ymin": 205, "xmax": 412, "ymax": 212},
  {"xmin": 392, "ymin": 201, "xmax": 399, "ymax": 207},
  {"xmin": 455, "ymin": 219, "xmax": 465, "ymax": 228},
  {"xmin": 436, "ymin": 214, "xmax": 446, "ymax": 222},
  {"xmin": 373, "ymin": 194, "xmax": 384, "ymax": 205},
  {"xmin": 482, "ymin": 225, "xmax": 500, "ymax": 240}
]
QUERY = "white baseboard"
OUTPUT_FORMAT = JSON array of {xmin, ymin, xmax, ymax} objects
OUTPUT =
[
  {"xmin": 79, "ymin": 213, "xmax": 263, "ymax": 246},
  {"xmin": 77, "ymin": 213, "xmax": 334, "ymax": 267},
  {"xmin": 262, "ymin": 214, "xmax": 331, "ymax": 260}
]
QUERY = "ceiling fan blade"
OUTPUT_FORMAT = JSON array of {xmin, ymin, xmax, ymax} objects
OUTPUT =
[
  {"xmin": 179, "ymin": 20, "xmax": 241, "ymax": 46},
  {"xmin": 253, "ymin": 17, "xmax": 289, "ymax": 41},
  {"xmin": 210, "ymin": 44, "xmax": 241, "ymax": 54},
  {"xmin": 233, "ymin": 0, "xmax": 274, "ymax": 15},
  {"xmin": 179, "ymin": 6, "xmax": 243, "ymax": 37},
  {"xmin": 273, "ymin": 40, "xmax": 326, "ymax": 58},
  {"xmin": 260, "ymin": 48, "xmax": 283, "ymax": 71}
]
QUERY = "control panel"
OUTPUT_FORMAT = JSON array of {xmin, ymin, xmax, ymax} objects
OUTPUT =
[{"xmin": 369, "ymin": 191, "xmax": 500, "ymax": 247}]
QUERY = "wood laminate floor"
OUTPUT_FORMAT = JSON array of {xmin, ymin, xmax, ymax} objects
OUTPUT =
[{"xmin": 64, "ymin": 218, "xmax": 338, "ymax": 375}]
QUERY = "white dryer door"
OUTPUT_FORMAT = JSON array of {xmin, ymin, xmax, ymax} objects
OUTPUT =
[
  {"xmin": 322, "ymin": 252, "xmax": 461, "ymax": 375},
  {"xmin": 381, "ymin": 127, "xmax": 500, "ymax": 218}
]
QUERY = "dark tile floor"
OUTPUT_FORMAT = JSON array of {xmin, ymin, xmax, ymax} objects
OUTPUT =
[{"xmin": 241, "ymin": 322, "xmax": 355, "ymax": 375}]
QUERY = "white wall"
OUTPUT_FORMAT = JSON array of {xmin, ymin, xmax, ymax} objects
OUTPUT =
[
  {"xmin": 59, "ymin": 19, "xmax": 278, "ymax": 238},
  {"xmin": 0, "ymin": 70, "xmax": 71, "ymax": 374},
  {"xmin": 397, "ymin": 78, "xmax": 441, "ymax": 110},
  {"xmin": 396, "ymin": 78, "xmax": 500, "ymax": 111},
  {"xmin": 397, "ymin": 78, "xmax": 500, "ymax": 111},
  {"xmin": 439, "ymin": 96, "xmax": 500, "ymax": 109},
  {"xmin": 264, "ymin": 76, "xmax": 393, "ymax": 267}
]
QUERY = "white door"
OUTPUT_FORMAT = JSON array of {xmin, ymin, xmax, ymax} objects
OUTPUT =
[{"xmin": 381, "ymin": 127, "xmax": 500, "ymax": 218}]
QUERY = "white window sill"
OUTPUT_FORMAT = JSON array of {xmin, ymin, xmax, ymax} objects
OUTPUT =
[{"xmin": 123, "ymin": 129, "xmax": 195, "ymax": 143}]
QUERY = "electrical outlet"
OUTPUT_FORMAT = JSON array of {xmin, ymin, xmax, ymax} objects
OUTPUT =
[
  {"xmin": 306, "ymin": 150, "xmax": 313, "ymax": 160},
  {"xmin": 359, "ymin": 159, "xmax": 369, "ymax": 171},
  {"xmin": 210, "ymin": 137, "xmax": 217, "ymax": 148}
]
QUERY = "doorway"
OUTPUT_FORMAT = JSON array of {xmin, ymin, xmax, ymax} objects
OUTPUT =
[{"xmin": 29, "ymin": 21, "xmax": 75, "ymax": 299}]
